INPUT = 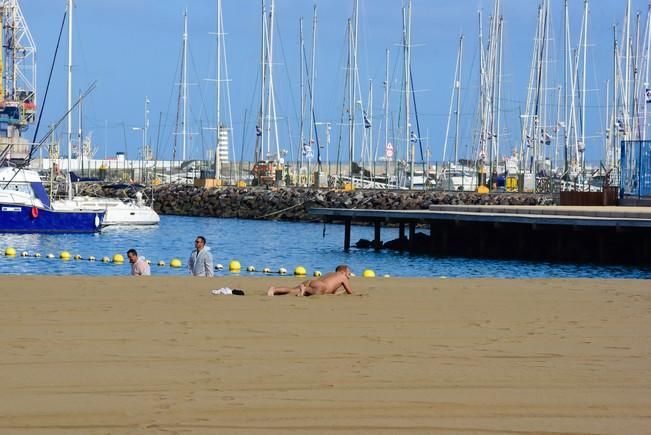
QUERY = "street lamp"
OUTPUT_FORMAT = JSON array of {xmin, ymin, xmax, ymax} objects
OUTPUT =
[
  {"xmin": 132, "ymin": 127, "xmax": 144, "ymax": 183},
  {"xmin": 130, "ymin": 96, "xmax": 150, "ymax": 183}
]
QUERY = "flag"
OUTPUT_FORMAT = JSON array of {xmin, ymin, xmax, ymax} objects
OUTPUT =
[
  {"xmin": 363, "ymin": 112, "xmax": 371, "ymax": 129},
  {"xmin": 617, "ymin": 119, "xmax": 625, "ymax": 133}
]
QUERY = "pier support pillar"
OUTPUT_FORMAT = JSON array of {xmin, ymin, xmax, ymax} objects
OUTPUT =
[
  {"xmin": 374, "ymin": 221, "xmax": 382, "ymax": 251},
  {"xmin": 399, "ymin": 223, "xmax": 406, "ymax": 251},
  {"xmin": 479, "ymin": 224, "xmax": 487, "ymax": 257},
  {"xmin": 409, "ymin": 222, "xmax": 416, "ymax": 252},
  {"xmin": 344, "ymin": 219, "xmax": 351, "ymax": 251}
]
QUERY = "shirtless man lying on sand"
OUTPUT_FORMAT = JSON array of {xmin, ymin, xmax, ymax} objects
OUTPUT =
[{"xmin": 267, "ymin": 265, "xmax": 353, "ymax": 296}]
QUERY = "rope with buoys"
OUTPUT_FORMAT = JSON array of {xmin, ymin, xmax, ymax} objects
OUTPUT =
[{"xmin": 1, "ymin": 248, "xmax": 385, "ymax": 277}]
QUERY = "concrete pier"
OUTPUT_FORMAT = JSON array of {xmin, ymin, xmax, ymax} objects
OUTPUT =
[{"xmin": 310, "ymin": 205, "xmax": 651, "ymax": 265}]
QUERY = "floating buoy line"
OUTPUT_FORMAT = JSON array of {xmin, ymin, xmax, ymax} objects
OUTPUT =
[{"xmin": 2, "ymin": 246, "xmax": 388, "ymax": 277}]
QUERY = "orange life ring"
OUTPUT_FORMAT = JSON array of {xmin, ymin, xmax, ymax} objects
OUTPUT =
[{"xmin": 31, "ymin": 207, "xmax": 39, "ymax": 218}]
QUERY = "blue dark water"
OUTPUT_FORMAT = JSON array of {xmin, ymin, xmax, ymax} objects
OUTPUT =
[{"xmin": 0, "ymin": 215, "xmax": 649, "ymax": 278}]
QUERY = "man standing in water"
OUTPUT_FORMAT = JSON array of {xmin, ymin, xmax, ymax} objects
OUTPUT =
[
  {"xmin": 127, "ymin": 249, "xmax": 151, "ymax": 276},
  {"xmin": 188, "ymin": 235, "xmax": 214, "ymax": 277},
  {"xmin": 267, "ymin": 265, "xmax": 354, "ymax": 296}
]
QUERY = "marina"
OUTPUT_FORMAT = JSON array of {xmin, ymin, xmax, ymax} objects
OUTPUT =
[{"xmin": 1, "ymin": 2, "xmax": 651, "ymax": 433}]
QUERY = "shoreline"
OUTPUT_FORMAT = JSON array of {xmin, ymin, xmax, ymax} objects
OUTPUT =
[{"xmin": 1, "ymin": 276, "xmax": 649, "ymax": 433}]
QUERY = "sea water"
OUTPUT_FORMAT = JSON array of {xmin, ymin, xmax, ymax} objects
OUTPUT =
[{"xmin": 0, "ymin": 215, "xmax": 649, "ymax": 278}]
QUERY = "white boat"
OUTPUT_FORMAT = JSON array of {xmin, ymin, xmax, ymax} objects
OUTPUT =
[
  {"xmin": 435, "ymin": 165, "xmax": 478, "ymax": 191},
  {"xmin": 52, "ymin": 191, "xmax": 159, "ymax": 226},
  {"xmin": 0, "ymin": 166, "xmax": 103, "ymax": 233}
]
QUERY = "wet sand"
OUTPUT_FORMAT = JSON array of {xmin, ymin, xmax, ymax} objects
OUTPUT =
[{"xmin": 1, "ymin": 276, "xmax": 649, "ymax": 434}]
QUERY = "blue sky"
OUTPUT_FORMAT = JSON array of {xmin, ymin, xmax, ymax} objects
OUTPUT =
[{"xmin": 20, "ymin": 0, "xmax": 650, "ymax": 165}]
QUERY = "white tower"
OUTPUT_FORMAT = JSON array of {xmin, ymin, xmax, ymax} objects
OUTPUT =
[{"xmin": 216, "ymin": 125, "xmax": 229, "ymax": 178}]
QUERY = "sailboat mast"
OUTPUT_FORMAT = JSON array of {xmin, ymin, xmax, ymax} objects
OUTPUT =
[
  {"xmin": 442, "ymin": 34, "xmax": 462, "ymax": 164},
  {"xmin": 643, "ymin": 4, "xmax": 651, "ymax": 141},
  {"xmin": 299, "ymin": 17, "xmax": 305, "ymax": 175},
  {"xmin": 403, "ymin": 1, "xmax": 413, "ymax": 189},
  {"xmin": 256, "ymin": 2, "xmax": 266, "ymax": 162},
  {"xmin": 67, "ymin": 0, "xmax": 73, "ymax": 177},
  {"xmin": 580, "ymin": 0, "xmax": 589, "ymax": 169},
  {"xmin": 383, "ymin": 48, "xmax": 390, "ymax": 183},
  {"xmin": 612, "ymin": 26, "xmax": 618, "ymax": 169},
  {"xmin": 308, "ymin": 5, "xmax": 317, "ymax": 173},
  {"xmin": 182, "ymin": 10, "xmax": 189, "ymax": 161},
  {"xmin": 267, "ymin": 0, "xmax": 280, "ymax": 161},
  {"xmin": 367, "ymin": 79, "xmax": 373, "ymax": 180},
  {"xmin": 494, "ymin": 12, "xmax": 503, "ymax": 173},
  {"xmin": 78, "ymin": 90, "xmax": 82, "ymax": 173},
  {"xmin": 348, "ymin": 0, "xmax": 359, "ymax": 179},
  {"xmin": 455, "ymin": 35, "xmax": 463, "ymax": 164},
  {"xmin": 216, "ymin": 0, "xmax": 222, "ymax": 180}
]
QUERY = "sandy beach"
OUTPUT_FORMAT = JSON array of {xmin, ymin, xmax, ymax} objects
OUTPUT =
[{"xmin": 0, "ymin": 276, "xmax": 649, "ymax": 434}]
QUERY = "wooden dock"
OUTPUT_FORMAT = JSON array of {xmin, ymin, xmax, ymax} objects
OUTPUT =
[{"xmin": 310, "ymin": 205, "xmax": 651, "ymax": 265}]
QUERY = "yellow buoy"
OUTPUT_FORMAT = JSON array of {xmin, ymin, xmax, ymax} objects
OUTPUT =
[
  {"xmin": 101, "ymin": 256, "xmax": 110, "ymax": 263},
  {"xmin": 477, "ymin": 185, "xmax": 490, "ymax": 194},
  {"xmin": 4, "ymin": 247, "xmax": 16, "ymax": 256},
  {"xmin": 158, "ymin": 260, "xmax": 166, "ymax": 267},
  {"xmin": 246, "ymin": 265, "xmax": 256, "ymax": 272},
  {"xmin": 59, "ymin": 251, "xmax": 71, "ymax": 260},
  {"xmin": 113, "ymin": 254, "xmax": 124, "ymax": 263},
  {"xmin": 229, "ymin": 260, "xmax": 241, "ymax": 272},
  {"xmin": 362, "ymin": 269, "xmax": 376, "ymax": 278},
  {"xmin": 313, "ymin": 270, "xmax": 322, "ymax": 277},
  {"xmin": 278, "ymin": 267, "xmax": 287, "ymax": 275},
  {"xmin": 294, "ymin": 266, "xmax": 307, "ymax": 276},
  {"xmin": 170, "ymin": 258, "xmax": 182, "ymax": 268}
]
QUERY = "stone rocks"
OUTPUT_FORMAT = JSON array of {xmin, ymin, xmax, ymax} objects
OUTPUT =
[{"xmin": 74, "ymin": 183, "xmax": 554, "ymax": 222}]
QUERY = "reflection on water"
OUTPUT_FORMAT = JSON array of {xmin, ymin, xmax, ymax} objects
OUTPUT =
[{"xmin": 0, "ymin": 215, "xmax": 649, "ymax": 278}]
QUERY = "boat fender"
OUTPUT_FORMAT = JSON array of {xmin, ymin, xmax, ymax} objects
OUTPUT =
[
  {"xmin": 94, "ymin": 214, "xmax": 100, "ymax": 228},
  {"xmin": 31, "ymin": 207, "xmax": 38, "ymax": 218}
]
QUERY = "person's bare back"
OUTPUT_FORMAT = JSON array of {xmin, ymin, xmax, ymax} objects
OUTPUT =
[{"xmin": 267, "ymin": 265, "xmax": 353, "ymax": 296}]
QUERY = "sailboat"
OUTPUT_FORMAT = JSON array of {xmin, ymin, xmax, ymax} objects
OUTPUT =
[
  {"xmin": 251, "ymin": 0, "xmax": 285, "ymax": 186},
  {"xmin": 0, "ymin": 0, "xmax": 103, "ymax": 233},
  {"xmin": 50, "ymin": 0, "xmax": 159, "ymax": 226}
]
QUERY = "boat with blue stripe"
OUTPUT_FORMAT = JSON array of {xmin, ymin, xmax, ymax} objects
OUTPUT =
[{"xmin": 0, "ymin": 166, "xmax": 103, "ymax": 233}]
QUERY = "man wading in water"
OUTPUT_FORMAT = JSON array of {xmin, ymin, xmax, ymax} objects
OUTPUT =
[{"xmin": 267, "ymin": 265, "xmax": 354, "ymax": 296}]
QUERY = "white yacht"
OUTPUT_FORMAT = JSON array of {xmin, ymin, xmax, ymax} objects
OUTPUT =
[
  {"xmin": 52, "ymin": 191, "xmax": 159, "ymax": 226},
  {"xmin": 435, "ymin": 165, "xmax": 478, "ymax": 191}
]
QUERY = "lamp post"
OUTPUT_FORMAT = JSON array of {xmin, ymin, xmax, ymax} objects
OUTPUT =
[
  {"xmin": 131, "ymin": 127, "xmax": 144, "ymax": 182},
  {"xmin": 131, "ymin": 97, "xmax": 150, "ymax": 183}
]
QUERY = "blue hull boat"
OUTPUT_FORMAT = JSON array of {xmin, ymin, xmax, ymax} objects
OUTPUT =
[
  {"xmin": 0, "ymin": 166, "xmax": 104, "ymax": 233},
  {"xmin": 0, "ymin": 203, "xmax": 102, "ymax": 233}
]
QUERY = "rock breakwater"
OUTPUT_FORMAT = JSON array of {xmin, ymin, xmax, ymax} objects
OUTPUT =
[{"xmin": 75, "ymin": 183, "xmax": 554, "ymax": 222}]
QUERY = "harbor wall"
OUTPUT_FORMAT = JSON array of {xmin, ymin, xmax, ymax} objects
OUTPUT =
[{"xmin": 75, "ymin": 183, "xmax": 554, "ymax": 221}]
